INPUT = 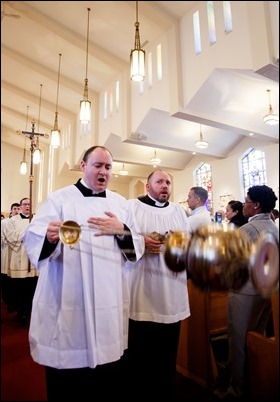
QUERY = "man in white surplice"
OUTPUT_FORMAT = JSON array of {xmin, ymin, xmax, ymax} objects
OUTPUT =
[
  {"xmin": 23, "ymin": 146, "xmax": 143, "ymax": 401},
  {"xmin": 124, "ymin": 170, "xmax": 191, "ymax": 400}
]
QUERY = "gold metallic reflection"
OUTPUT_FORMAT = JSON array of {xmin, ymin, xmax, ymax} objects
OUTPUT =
[
  {"xmin": 164, "ymin": 231, "xmax": 190, "ymax": 273},
  {"xmin": 187, "ymin": 223, "xmax": 251, "ymax": 291},
  {"xmin": 59, "ymin": 220, "xmax": 82, "ymax": 246},
  {"xmin": 250, "ymin": 232, "xmax": 279, "ymax": 298},
  {"xmin": 164, "ymin": 223, "xmax": 279, "ymax": 296}
]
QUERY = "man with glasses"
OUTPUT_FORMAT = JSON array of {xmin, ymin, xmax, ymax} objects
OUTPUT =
[{"xmin": 3, "ymin": 198, "xmax": 38, "ymax": 325}]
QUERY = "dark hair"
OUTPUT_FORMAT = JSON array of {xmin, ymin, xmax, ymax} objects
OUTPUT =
[
  {"xmin": 191, "ymin": 187, "xmax": 208, "ymax": 203},
  {"xmin": 147, "ymin": 170, "xmax": 169, "ymax": 183},
  {"xmin": 19, "ymin": 198, "xmax": 29, "ymax": 206},
  {"xmin": 10, "ymin": 203, "xmax": 20, "ymax": 210},
  {"xmin": 147, "ymin": 171, "xmax": 156, "ymax": 182},
  {"xmin": 82, "ymin": 146, "xmax": 112, "ymax": 162},
  {"xmin": 227, "ymin": 200, "xmax": 248, "ymax": 227},
  {"xmin": 247, "ymin": 185, "xmax": 277, "ymax": 213}
]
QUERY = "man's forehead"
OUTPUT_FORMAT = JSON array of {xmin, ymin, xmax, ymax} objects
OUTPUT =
[{"xmin": 152, "ymin": 173, "xmax": 170, "ymax": 180}]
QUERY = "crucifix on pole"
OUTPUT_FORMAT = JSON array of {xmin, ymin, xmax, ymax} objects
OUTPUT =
[{"xmin": 21, "ymin": 121, "xmax": 45, "ymax": 221}]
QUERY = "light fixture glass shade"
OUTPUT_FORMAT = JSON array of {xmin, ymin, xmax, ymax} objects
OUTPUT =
[
  {"xmin": 263, "ymin": 89, "xmax": 279, "ymax": 126},
  {"xmin": 19, "ymin": 148, "xmax": 27, "ymax": 175},
  {"xmin": 80, "ymin": 97, "xmax": 91, "ymax": 124},
  {"xmin": 150, "ymin": 150, "xmax": 161, "ymax": 167},
  {"xmin": 119, "ymin": 164, "xmax": 128, "ymax": 175},
  {"xmin": 195, "ymin": 130, "xmax": 208, "ymax": 149},
  {"xmin": 130, "ymin": 48, "xmax": 145, "ymax": 82},
  {"xmin": 263, "ymin": 110, "xmax": 279, "ymax": 125},
  {"xmin": 33, "ymin": 149, "xmax": 41, "ymax": 164},
  {"xmin": 20, "ymin": 160, "xmax": 28, "ymax": 175},
  {"xmin": 195, "ymin": 139, "xmax": 208, "ymax": 149},
  {"xmin": 51, "ymin": 128, "xmax": 60, "ymax": 148}
]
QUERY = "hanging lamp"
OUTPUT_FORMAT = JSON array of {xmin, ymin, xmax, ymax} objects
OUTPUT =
[
  {"xmin": 195, "ymin": 125, "xmax": 208, "ymax": 149},
  {"xmin": 130, "ymin": 1, "xmax": 145, "ymax": 82},
  {"xmin": 119, "ymin": 163, "xmax": 128, "ymax": 175},
  {"xmin": 20, "ymin": 106, "xmax": 29, "ymax": 175},
  {"xmin": 80, "ymin": 7, "xmax": 91, "ymax": 125},
  {"xmin": 51, "ymin": 53, "xmax": 62, "ymax": 148},
  {"xmin": 150, "ymin": 150, "xmax": 161, "ymax": 167},
  {"xmin": 263, "ymin": 89, "xmax": 279, "ymax": 126}
]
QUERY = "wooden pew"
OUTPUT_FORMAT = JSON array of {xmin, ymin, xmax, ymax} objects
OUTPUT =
[
  {"xmin": 246, "ymin": 290, "xmax": 279, "ymax": 401},
  {"xmin": 176, "ymin": 280, "xmax": 228, "ymax": 388}
]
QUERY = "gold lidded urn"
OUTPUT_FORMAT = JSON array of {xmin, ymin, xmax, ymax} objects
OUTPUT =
[
  {"xmin": 164, "ymin": 223, "xmax": 252, "ymax": 291},
  {"xmin": 187, "ymin": 222, "xmax": 251, "ymax": 291},
  {"xmin": 250, "ymin": 231, "xmax": 279, "ymax": 298},
  {"xmin": 164, "ymin": 230, "xmax": 190, "ymax": 273}
]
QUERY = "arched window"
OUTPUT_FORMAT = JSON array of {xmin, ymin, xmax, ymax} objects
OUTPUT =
[
  {"xmin": 242, "ymin": 148, "xmax": 267, "ymax": 198},
  {"xmin": 195, "ymin": 162, "xmax": 213, "ymax": 214}
]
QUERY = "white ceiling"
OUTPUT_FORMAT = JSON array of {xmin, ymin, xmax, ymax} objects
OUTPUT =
[{"xmin": 1, "ymin": 1, "xmax": 279, "ymax": 182}]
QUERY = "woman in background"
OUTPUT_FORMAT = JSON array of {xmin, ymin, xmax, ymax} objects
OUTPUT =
[{"xmin": 225, "ymin": 200, "xmax": 248, "ymax": 227}]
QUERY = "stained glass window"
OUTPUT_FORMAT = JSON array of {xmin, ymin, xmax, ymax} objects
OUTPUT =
[{"xmin": 242, "ymin": 149, "xmax": 267, "ymax": 198}]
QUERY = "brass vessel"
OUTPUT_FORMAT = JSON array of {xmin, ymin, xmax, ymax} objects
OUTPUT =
[
  {"xmin": 164, "ymin": 231, "xmax": 190, "ymax": 273},
  {"xmin": 250, "ymin": 232, "xmax": 279, "ymax": 297},
  {"xmin": 164, "ymin": 223, "xmax": 252, "ymax": 291},
  {"xmin": 187, "ymin": 223, "xmax": 251, "ymax": 291},
  {"xmin": 59, "ymin": 220, "xmax": 82, "ymax": 246}
]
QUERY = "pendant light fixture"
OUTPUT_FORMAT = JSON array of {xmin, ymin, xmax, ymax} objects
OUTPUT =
[
  {"xmin": 150, "ymin": 150, "xmax": 161, "ymax": 167},
  {"xmin": 33, "ymin": 84, "xmax": 43, "ymax": 164},
  {"xmin": 130, "ymin": 1, "xmax": 145, "ymax": 82},
  {"xmin": 51, "ymin": 53, "xmax": 62, "ymax": 148},
  {"xmin": 20, "ymin": 106, "xmax": 29, "ymax": 175},
  {"xmin": 119, "ymin": 163, "xmax": 128, "ymax": 176},
  {"xmin": 20, "ymin": 146, "xmax": 28, "ymax": 175},
  {"xmin": 80, "ymin": 7, "xmax": 91, "ymax": 125},
  {"xmin": 195, "ymin": 125, "xmax": 208, "ymax": 149},
  {"xmin": 33, "ymin": 137, "xmax": 41, "ymax": 164},
  {"xmin": 263, "ymin": 89, "xmax": 279, "ymax": 126}
]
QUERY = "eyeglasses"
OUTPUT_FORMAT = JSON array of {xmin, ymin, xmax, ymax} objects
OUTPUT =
[{"xmin": 21, "ymin": 203, "xmax": 30, "ymax": 206}]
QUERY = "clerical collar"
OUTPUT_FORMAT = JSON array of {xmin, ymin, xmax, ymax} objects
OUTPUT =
[
  {"xmin": 74, "ymin": 179, "xmax": 106, "ymax": 197},
  {"xmin": 138, "ymin": 194, "xmax": 169, "ymax": 208},
  {"xmin": 148, "ymin": 195, "xmax": 167, "ymax": 207},
  {"xmin": 20, "ymin": 213, "xmax": 29, "ymax": 219}
]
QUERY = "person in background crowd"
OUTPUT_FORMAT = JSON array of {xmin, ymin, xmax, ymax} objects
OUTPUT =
[
  {"xmin": 225, "ymin": 200, "xmax": 248, "ymax": 227},
  {"xmin": 1, "ymin": 202, "xmax": 21, "ymax": 309},
  {"xmin": 186, "ymin": 186, "xmax": 212, "ymax": 233},
  {"xmin": 216, "ymin": 185, "xmax": 279, "ymax": 401},
  {"xmin": 270, "ymin": 208, "xmax": 279, "ymax": 228},
  {"xmin": 124, "ymin": 170, "xmax": 191, "ymax": 400},
  {"xmin": 22, "ymin": 146, "xmax": 143, "ymax": 401},
  {"xmin": 270, "ymin": 208, "xmax": 279, "ymax": 220},
  {"xmin": 3, "ymin": 199, "xmax": 38, "ymax": 325},
  {"xmin": 217, "ymin": 209, "xmax": 226, "ymax": 220}
]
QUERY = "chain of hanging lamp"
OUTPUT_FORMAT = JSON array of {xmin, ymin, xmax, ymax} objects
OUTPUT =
[
  {"xmin": 51, "ymin": 53, "xmax": 62, "ymax": 148},
  {"xmin": 33, "ymin": 83, "xmax": 43, "ymax": 164}
]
